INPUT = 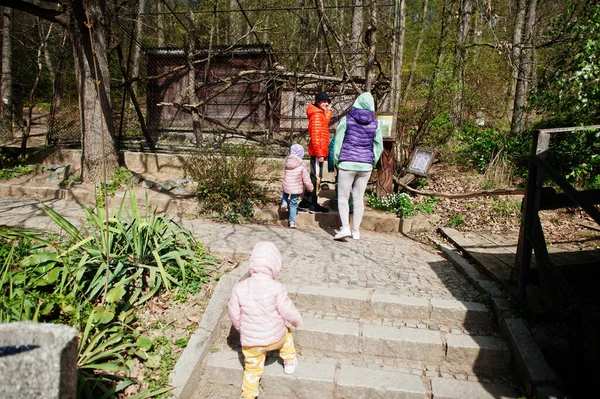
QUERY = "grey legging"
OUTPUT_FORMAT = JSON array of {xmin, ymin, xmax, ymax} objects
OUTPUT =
[{"xmin": 337, "ymin": 168, "xmax": 371, "ymax": 231}]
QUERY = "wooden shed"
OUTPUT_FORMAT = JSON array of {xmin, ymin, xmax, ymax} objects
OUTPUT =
[{"xmin": 146, "ymin": 45, "xmax": 276, "ymax": 136}]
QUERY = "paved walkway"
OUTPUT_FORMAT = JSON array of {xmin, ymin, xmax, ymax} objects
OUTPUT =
[{"xmin": 0, "ymin": 195, "xmax": 479, "ymax": 303}]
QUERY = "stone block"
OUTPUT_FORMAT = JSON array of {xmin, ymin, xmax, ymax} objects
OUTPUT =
[
  {"xmin": 295, "ymin": 317, "xmax": 360, "ymax": 354},
  {"xmin": 430, "ymin": 298, "xmax": 490, "ymax": 330},
  {"xmin": 0, "ymin": 322, "xmax": 78, "ymax": 399},
  {"xmin": 445, "ymin": 334, "xmax": 511, "ymax": 373},
  {"xmin": 336, "ymin": 365, "xmax": 427, "ymax": 399},
  {"xmin": 431, "ymin": 378, "xmax": 517, "ymax": 399},
  {"xmin": 294, "ymin": 286, "xmax": 369, "ymax": 315},
  {"xmin": 370, "ymin": 294, "xmax": 429, "ymax": 321},
  {"xmin": 362, "ymin": 325, "xmax": 444, "ymax": 363},
  {"xmin": 170, "ymin": 328, "xmax": 212, "ymax": 397},
  {"xmin": 259, "ymin": 358, "xmax": 336, "ymax": 398},
  {"xmin": 502, "ymin": 318, "xmax": 558, "ymax": 386}
]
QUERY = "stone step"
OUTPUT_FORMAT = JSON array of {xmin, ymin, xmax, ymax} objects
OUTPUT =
[
  {"xmin": 294, "ymin": 315, "xmax": 510, "ymax": 374},
  {"xmin": 200, "ymin": 349, "xmax": 517, "ymax": 399},
  {"xmin": 288, "ymin": 285, "xmax": 492, "ymax": 331}
]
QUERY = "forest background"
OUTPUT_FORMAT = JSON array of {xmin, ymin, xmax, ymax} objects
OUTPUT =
[{"xmin": 0, "ymin": 0, "xmax": 598, "ymax": 189}]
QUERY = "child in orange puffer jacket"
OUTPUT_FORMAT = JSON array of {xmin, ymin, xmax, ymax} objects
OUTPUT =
[{"xmin": 298, "ymin": 91, "xmax": 332, "ymax": 214}]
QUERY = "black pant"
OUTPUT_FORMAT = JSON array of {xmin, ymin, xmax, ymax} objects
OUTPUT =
[{"xmin": 304, "ymin": 156, "xmax": 324, "ymax": 206}]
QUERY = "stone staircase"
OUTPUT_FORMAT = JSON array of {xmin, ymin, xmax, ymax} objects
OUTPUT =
[{"xmin": 190, "ymin": 286, "xmax": 518, "ymax": 399}]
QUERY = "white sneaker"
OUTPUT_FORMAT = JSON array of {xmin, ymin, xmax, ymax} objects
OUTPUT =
[
  {"xmin": 351, "ymin": 230, "xmax": 360, "ymax": 240},
  {"xmin": 334, "ymin": 227, "xmax": 351, "ymax": 240},
  {"xmin": 284, "ymin": 357, "xmax": 298, "ymax": 374},
  {"xmin": 289, "ymin": 221, "xmax": 296, "ymax": 229}
]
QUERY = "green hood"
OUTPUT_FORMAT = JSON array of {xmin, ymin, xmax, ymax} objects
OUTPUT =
[{"xmin": 352, "ymin": 92, "xmax": 375, "ymax": 111}]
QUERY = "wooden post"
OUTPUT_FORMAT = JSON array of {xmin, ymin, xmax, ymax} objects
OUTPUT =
[
  {"xmin": 377, "ymin": 138, "xmax": 395, "ymax": 198},
  {"xmin": 514, "ymin": 130, "xmax": 550, "ymax": 299}
]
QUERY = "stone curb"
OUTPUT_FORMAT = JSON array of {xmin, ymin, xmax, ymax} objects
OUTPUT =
[
  {"xmin": 169, "ymin": 261, "xmax": 249, "ymax": 398},
  {"xmin": 287, "ymin": 285, "xmax": 491, "ymax": 330},
  {"xmin": 436, "ymin": 240, "xmax": 568, "ymax": 399}
]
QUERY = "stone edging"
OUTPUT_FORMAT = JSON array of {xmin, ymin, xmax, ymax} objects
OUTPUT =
[
  {"xmin": 169, "ymin": 261, "xmax": 248, "ymax": 398},
  {"xmin": 436, "ymin": 240, "xmax": 569, "ymax": 399}
]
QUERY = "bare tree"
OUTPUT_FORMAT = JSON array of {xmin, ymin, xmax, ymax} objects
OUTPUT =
[
  {"xmin": 506, "ymin": 0, "xmax": 526, "ymax": 121},
  {"xmin": 70, "ymin": 0, "xmax": 119, "ymax": 182},
  {"xmin": 403, "ymin": 0, "xmax": 429, "ymax": 104},
  {"xmin": 157, "ymin": 0, "xmax": 164, "ymax": 46},
  {"xmin": 349, "ymin": 0, "xmax": 364, "ymax": 78},
  {"xmin": 1, "ymin": 7, "xmax": 12, "ymax": 130},
  {"xmin": 451, "ymin": 0, "xmax": 473, "ymax": 125},
  {"xmin": 389, "ymin": 0, "xmax": 406, "ymax": 113},
  {"xmin": 130, "ymin": 0, "xmax": 146, "ymax": 96},
  {"xmin": 510, "ymin": 0, "xmax": 538, "ymax": 136},
  {"xmin": 364, "ymin": 0, "xmax": 377, "ymax": 91}
]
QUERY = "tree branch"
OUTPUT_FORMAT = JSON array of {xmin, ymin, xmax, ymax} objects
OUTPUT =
[
  {"xmin": 0, "ymin": 0, "xmax": 66, "ymax": 26},
  {"xmin": 395, "ymin": 178, "xmax": 525, "ymax": 199}
]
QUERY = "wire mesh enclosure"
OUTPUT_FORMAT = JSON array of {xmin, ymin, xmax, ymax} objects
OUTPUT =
[{"xmin": 39, "ymin": 1, "xmax": 401, "ymax": 153}]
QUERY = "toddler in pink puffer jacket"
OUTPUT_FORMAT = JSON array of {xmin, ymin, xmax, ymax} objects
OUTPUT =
[
  {"xmin": 281, "ymin": 144, "xmax": 314, "ymax": 229},
  {"xmin": 227, "ymin": 241, "xmax": 302, "ymax": 399}
]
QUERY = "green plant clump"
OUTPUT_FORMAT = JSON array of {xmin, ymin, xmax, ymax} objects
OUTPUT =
[
  {"xmin": 415, "ymin": 196, "xmax": 441, "ymax": 215},
  {"xmin": 186, "ymin": 145, "xmax": 267, "ymax": 223},
  {"xmin": 0, "ymin": 189, "xmax": 219, "ymax": 397},
  {"xmin": 448, "ymin": 214, "xmax": 466, "ymax": 228},
  {"xmin": 367, "ymin": 191, "xmax": 415, "ymax": 218}
]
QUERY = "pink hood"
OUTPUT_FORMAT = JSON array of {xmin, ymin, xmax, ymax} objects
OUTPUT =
[{"xmin": 227, "ymin": 241, "xmax": 302, "ymax": 347}]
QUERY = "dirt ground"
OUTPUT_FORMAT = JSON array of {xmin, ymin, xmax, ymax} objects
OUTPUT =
[{"xmin": 411, "ymin": 162, "xmax": 600, "ymax": 252}]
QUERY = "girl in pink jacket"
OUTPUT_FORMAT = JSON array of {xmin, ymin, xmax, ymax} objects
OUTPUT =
[
  {"xmin": 227, "ymin": 241, "xmax": 302, "ymax": 399},
  {"xmin": 280, "ymin": 144, "xmax": 314, "ymax": 228}
]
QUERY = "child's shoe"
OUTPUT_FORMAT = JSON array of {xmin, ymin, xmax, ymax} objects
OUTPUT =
[
  {"xmin": 334, "ymin": 227, "xmax": 351, "ymax": 240},
  {"xmin": 351, "ymin": 230, "xmax": 360, "ymax": 240},
  {"xmin": 289, "ymin": 221, "xmax": 296, "ymax": 229},
  {"xmin": 284, "ymin": 357, "xmax": 298, "ymax": 374}
]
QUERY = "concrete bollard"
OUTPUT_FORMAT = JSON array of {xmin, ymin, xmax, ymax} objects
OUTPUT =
[{"xmin": 0, "ymin": 322, "xmax": 78, "ymax": 399}]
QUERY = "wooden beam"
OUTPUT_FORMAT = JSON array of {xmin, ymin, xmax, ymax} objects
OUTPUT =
[{"xmin": 540, "ymin": 189, "xmax": 600, "ymax": 210}]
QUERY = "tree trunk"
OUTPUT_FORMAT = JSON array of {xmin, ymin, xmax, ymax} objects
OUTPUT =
[
  {"xmin": 70, "ymin": 0, "xmax": 119, "ymax": 183},
  {"xmin": 390, "ymin": 0, "xmax": 406, "ymax": 113},
  {"xmin": 434, "ymin": 0, "xmax": 453, "ymax": 76},
  {"xmin": 510, "ymin": 0, "xmax": 538, "ymax": 136},
  {"xmin": 403, "ymin": 0, "xmax": 429, "ymax": 103},
  {"xmin": 451, "ymin": 0, "xmax": 473, "ymax": 125},
  {"xmin": 364, "ymin": 1, "xmax": 377, "ymax": 92},
  {"xmin": 349, "ymin": 0, "xmax": 364, "ymax": 78},
  {"xmin": 1, "ymin": 7, "xmax": 13, "ymax": 130},
  {"xmin": 506, "ymin": 0, "xmax": 526, "ymax": 121},
  {"xmin": 186, "ymin": 12, "xmax": 202, "ymax": 147},
  {"xmin": 21, "ymin": 20, "xmax": 51, "ymax": 155},
  {"xmin": 157, "ymin": 0, "xmax": 164, "ymax": 47},
  {"xmin": 131, "ymin": 0, "xmax": 146, "ymax": 96},
  {"xmin": 229, "ymin": 0, "xmax": 241, "ymax": 44}
]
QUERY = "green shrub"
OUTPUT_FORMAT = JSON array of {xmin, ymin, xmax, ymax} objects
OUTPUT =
[
  {"xmin": 492, "ymin": 198, "xmax": 522, "ymax": 218},
  {"xmin": 187, "ymin": 145, "xmax": 267, "ymax": 223},
  {"xmin": 0, "ymin": 189, "xmax": 218, "ymax": 397},
  {"xmin": 0, "ymin": 154, "xmax": 33, "ymax": 180},
  {"xmin": 367, "ymin": 191, "xmax": 415, "ymax": 218},
  {"xmin": 448, "ymin": 214, "xmax": 465, "ymax": 228},
  {"xmin": 415, "ymin": 196, "xmax": 440, "ymax": 215}
]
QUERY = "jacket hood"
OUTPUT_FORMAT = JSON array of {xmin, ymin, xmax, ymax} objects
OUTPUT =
[
  {"xmin": 248, "ymin": 241, "xmax": 282, "ymax": 279},
  {"xmin": 285, "ymin": 155, "xmax": 303, "ymax": 169},
  {"xmin": 290, "ymin": 143, "xmax": 304, "ymax": 159},
  {"xmin": 352, "ymin": 92, "xmax": 375, "ymax": 112},
  {"xmin": 348, "ymin": 107, "xmax": 376, "ymax": 124}
]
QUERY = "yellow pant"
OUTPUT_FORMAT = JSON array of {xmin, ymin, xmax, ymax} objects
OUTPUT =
[{"xmin": 240, "ymin": 328, "xmax": 296, "ymax": 399}]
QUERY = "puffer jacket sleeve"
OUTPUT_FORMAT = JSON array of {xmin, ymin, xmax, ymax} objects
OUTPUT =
[
  {"xmin": 227, "ymin": 287, "xmax": 242, "ymax": 332},
  {"xmin": 275, "ymin": 286, "xmax": 302, "ymax": 327},
  {"xmin": 302, "ymin": 166, "xmax": 314, "ymax": 192}
]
